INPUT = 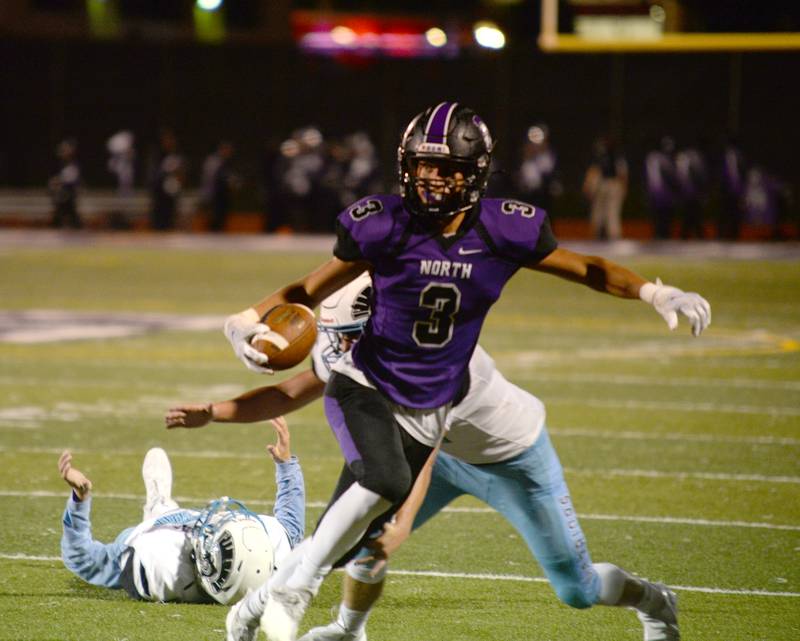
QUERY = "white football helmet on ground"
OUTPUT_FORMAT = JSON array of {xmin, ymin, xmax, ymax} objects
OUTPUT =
[
  {"xmin": 317, "ymin": 271, "xmax": 372, "ymax": 369},
  {"xmin": 191, "ymin": 497, "xmax": 274, "ymax": 605}
]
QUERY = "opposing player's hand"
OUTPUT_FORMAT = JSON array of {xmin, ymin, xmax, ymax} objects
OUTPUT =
[
  {"xmin": 640, "ymin": 278, "xmax": 711, "ymax": 337},
  {"xmin": 58, "ymin": 450, "xmax": 92, "ymax": 501},
  {"xmin": 356, "ymin": 517, "xmax": 412, "ymax": 576},
  {"xmin": 267, "ymin": 416, "xmax": 291, "ymax": 463},
  {"xmin": 165, "ymin": 404, "xmax": 213, "ymax": 429},
  {"xmin": 223, "ymin": 308, "xmax": 274, "ymax": 374}
]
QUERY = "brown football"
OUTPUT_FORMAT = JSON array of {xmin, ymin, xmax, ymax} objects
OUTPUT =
[{"xmin": 250, "ymin": 303, "xmax": 317, "ymax": 371}]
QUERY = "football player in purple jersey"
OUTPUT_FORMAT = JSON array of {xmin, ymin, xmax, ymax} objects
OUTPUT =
[{"xmin": 222, "ymin": 102, "xmax": 710, "ymax": 641}]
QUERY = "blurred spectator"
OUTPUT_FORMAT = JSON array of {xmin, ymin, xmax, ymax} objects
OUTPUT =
[
  {"xmin": 148, "ymin": 128, "xmax": 185, "ymax": 231},
  {"xmin": 107, "ymin": 130, "xmax": 136, "ymax": 197},
  {"xmin": 645, "ymin": 136, "xmax": 679, "ymax": 239},
  {"xmin": 743, "ymin": 166, "xmax": 785, "ymax": 236},
  {"xmin": 339, "ymin": 132, "xmax": 382, "ymax": 208},
  {"xmin": 48, "ymin": 138, "xmax": 82, "ymax": 229},
  {"xmin": 516, "ymin": 124, "xmax": 560, "ymax": 213},
  {"xmin": 675, "ymin": 140, "xmax": 709, "ymax": 239},
  {"xmin": 201, "ymin": 141, "xmax": 241, "ymax": 232},
  {"xmin": 275, "ymin": 127, "xmax": 326, "ymax": 232},
  {"xmin": 719, "ymin": 136, "xmax": 747, "ymax": 240},
  {"xmin": 261, "ymin": 137, "xmax": 283, "ymax": 232},
  {"xmin": 583, "ymin": 135, "xmax": 628, "ymax": 240}
]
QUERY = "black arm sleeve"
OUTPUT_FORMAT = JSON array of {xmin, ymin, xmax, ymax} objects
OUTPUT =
[
  {"xmin": 333, "ymin": 220, "xmax": 364, "ymax": 262},
  {"xmin": 528, "ymin": 214, "xmax": 559, "ymax": 264}
]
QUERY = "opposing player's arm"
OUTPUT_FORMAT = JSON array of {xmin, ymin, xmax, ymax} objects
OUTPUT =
[
  {"xmin": 165, "ymin": 369, "xmax": 325, "ymax": 428},
  {"xmin": 528, "ymin": 247, "xmax": 711, "ymax": 335},
  {"xmin": 359, "ymin": 444, "xmax": 440, "ymax": 573}
]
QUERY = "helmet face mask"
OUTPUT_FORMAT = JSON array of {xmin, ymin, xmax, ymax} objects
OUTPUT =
[
  {"xmin": 398, "ymin": 102, "xmax": 494, "ymax": 220},
  {"xmin": 191, "ymin": 497, "xmax": 274, "ymax": 605}
]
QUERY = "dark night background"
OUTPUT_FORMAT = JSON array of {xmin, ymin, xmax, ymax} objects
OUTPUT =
[{"xmin": 2, "ymin": 1, "xmax": 798, "ymax": 222}]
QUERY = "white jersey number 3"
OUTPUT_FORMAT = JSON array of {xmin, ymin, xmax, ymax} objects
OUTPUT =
[{"xmin": 412, "ymin": 283, "xmax": 461, "ymax": 347}]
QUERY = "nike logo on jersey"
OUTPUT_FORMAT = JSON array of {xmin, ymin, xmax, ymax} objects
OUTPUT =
[{"xmin": 457, "ymin": 247, "xmax": 482, "ymax": 255}]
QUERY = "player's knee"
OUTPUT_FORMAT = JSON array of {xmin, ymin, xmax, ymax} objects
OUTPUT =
[{"xmin": 360, "ymin": 466, "xmax": 411, "ymax": 503}]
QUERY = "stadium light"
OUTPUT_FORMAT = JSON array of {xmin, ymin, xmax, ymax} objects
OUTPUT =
[
  {"xmin": 425, "ymin": 27, "xmax": 448, "ymax": 48},
  {"xmin": 196, "ymin": 0, "xmax": 223, "ymax": 11},
  {"xmin": 473, "ymin": 21, "xmax": 506, "ymax": 49},
  {"xmin": 330, "ymin": 25, "xmax": 357, "ymax": 47}
]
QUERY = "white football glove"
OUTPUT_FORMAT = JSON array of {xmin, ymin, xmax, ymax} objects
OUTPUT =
[
  {"xmin": 223, "ymin": 308, "xmax": 274, "ymax": 374},
  {"xmin": 639, "ymin": 278, "xmax": 711, "ymax": 337}
]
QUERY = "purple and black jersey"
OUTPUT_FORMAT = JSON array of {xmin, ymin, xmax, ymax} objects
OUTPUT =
[{"xmin": 334, "ymin": 194, "xmax": 557, "ymax": 409}]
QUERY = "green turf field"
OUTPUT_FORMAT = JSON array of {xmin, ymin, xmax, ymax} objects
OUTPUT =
[{"xmin": 1, "ymin": 239, "xmax": 798, "ymax": 641}]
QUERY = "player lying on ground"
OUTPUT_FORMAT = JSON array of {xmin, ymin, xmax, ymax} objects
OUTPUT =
[
  {"xmin": 219, "ymin": 102, "xmax": 710, "ymax": 641},
  {"xmin": 58, "ymin": 417, "xmax": 304, "ymax": 603},
  {"xmin": 169, "ymin": 273, "xmax": 699, "ymax": 641}
]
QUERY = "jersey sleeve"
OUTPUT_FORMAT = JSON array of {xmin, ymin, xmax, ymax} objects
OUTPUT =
[{"xmin": 333, "ymin": 195, "xmax": 402, "ymax": 263}]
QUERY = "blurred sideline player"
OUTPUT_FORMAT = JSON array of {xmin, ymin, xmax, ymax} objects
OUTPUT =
[
  {"xmin": 58, "ymin": 417, "xmax": 304, "ymax": 604},
  {"xmin": 170, "ymin": 274, "xmax": 697, "ymax": 641},
  {"xmin": 220, "ymin": 102, "xmax": 710, "ymax": 641}
]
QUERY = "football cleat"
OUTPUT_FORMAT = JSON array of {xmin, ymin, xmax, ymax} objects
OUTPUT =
[
  {"xmin": 226, "ymin": 597, "xmax": 260, "ymax": 641},
  {"xmin": 297, "ymin": 621, "xmax": 366, "ymax": 641},
  {"xmin": 636, "ymin": 583, "xmax": 679, "ymax": 641},
  {"xmin": 141, "ymin": 447, "xmax": 178, "ymax": 520},
  {"xmin": 260, "ymin": 585, "xmax": 313, "ymax": 641}
]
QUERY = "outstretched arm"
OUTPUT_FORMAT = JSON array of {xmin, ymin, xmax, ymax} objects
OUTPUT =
[
  {"xmin": 59, "ymin": 450, "xmax": 92, "ymax": 501},
  {"xmin": 529, "ymin": 247, "xmax": 646, "ymax": 298},
  {"xmin": 58, "ymin": 451, "xmax": 129, "ymax": 589},
  {"xmin": 165, "ymin": 369, "xmax": 324, "ymax": 428},
  {"xmin": 529, "ymin": 247, "xmax": 711, "ymax": 335},
  {"xmin": 267, "ymin": 416, "xmax": 306, "ymax": 547}
]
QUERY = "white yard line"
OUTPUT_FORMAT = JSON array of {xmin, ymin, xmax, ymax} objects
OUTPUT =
[
  {"xmin": 386, "ymin": 570, "xmax": 800, "ymax": 598},
  {"xmin": 510, "ymin": 371, "xmax": 800, "ymax": 392},
  {"xmin": 0, "ymin": 552, "xmax": 795, "ymax": 598},
  {"xmin": 566, "ymin": 467, "xmax": 800, "ymax": 484},
  {"xmin": 545, "ymin": 396, "xmax": 800, "ymax": 417},
  {"xmin": 549, "ymin": 427, "xmax": 800, "ymax": 446},
  {"xmin": 4, "ymin": 490, "xmax": 798, "ymax": 531},
  {"xmin": 4, "ymin": 371, "xmax": 798, "ymax": 391}
]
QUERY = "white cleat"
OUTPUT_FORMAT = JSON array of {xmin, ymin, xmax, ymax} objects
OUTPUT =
[
  {"xmin": 260, "ymin": 585, "xmax": 313, "ymax": 641},
  {"xmin": 141, "ymin": 447, "xmax": 179, "ymax": 520},
  {"xmin": 636, "ymin": 583, "xmax": 680, "ymax": 641},
  {"xmin": 298, "ymin": 621, "xmax": 366, "ymax": 641}
]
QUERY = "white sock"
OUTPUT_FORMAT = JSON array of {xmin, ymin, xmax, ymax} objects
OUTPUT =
[
  {"xmin": 593, "ymin": 562, "xmax": 630, "ymax": 606},
  {"xmin": 239, "ymin": 587, "xmax": 268, "ymax": 623},
  {"xmin": 337, "ymin": 604, "xmax": 370, "ymax": 633},
  {"xmin": 286, "ymin": 483, "xmax": 390, "ymax": 591}
]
